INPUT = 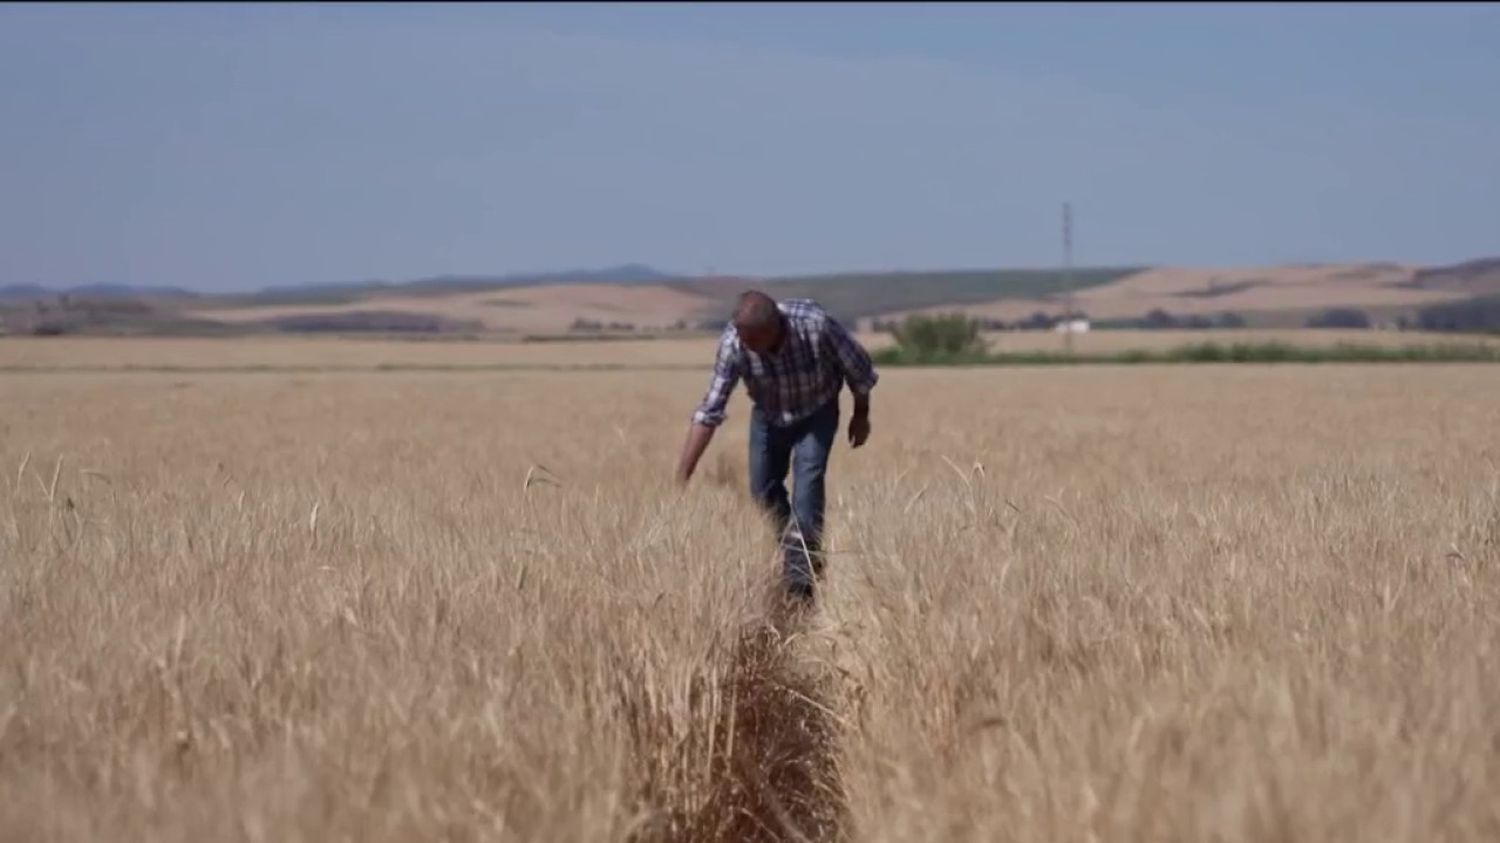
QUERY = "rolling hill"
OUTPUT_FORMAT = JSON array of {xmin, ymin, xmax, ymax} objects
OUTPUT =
[
  {"xmin": 201, "ymin": 264, "xmax": 678, "ymax": 309},
  {"xmin": 5, "ymin": 258, "xmax": 1498, "ymax": 338},
  {"xmin": 880, "ymin": 262, "xmax": 1481, "ymax": 328},
  {"xmin": 0, "ymin": 283, "xmax": 197, "ymax": 301},
  {"xmin": 666, "ymin": 266, "xmax": 1144, "ymax": 324}
]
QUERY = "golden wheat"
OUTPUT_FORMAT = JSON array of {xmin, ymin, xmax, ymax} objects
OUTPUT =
[
  {"xmin": 3, "ymin": 358, "xmax": 1499, "ymax": 842},
  {"xmin": 6, "ymin": 330, "xmax": 1495, "ymax": 373}
]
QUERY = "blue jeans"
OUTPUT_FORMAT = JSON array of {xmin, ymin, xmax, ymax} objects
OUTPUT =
[{"xmin": 748, "ymin": 398, "xmax": 840, "ymax": 591}]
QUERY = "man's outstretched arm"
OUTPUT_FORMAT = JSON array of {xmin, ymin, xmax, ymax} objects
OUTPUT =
[
  {"xmin": 677, "ymin": 333, "xmax": 740, "ymax": 485},
  {"xmin": 675, "ymin": 422, "xmax": 717, "ymax": 486}
]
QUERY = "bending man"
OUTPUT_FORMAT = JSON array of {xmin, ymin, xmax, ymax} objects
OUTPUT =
[{"xmin": 675, "ymin": 291, "xmax": 879, "ymax": 601}]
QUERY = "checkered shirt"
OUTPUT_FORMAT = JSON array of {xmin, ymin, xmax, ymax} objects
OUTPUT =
[{"xmin": 691, "ymin": 299, "xmax": 879, "ymax": 429}]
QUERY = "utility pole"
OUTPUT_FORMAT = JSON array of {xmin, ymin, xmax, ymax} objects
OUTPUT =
[{"xmin": 1062, "ymin": 201, "xmax": 1075, "ymax": 355}]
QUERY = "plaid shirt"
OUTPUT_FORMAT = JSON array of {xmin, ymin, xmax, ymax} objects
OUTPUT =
[{"xmin": 692, "ymin": 299, "xmax": 879, "ymax": 428}]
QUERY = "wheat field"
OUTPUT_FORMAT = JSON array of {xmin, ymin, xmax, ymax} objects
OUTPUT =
[
  {"xmin": 4, "ymin": 353, "xmax": 1500, "ymax": 841},
  {"xmin": 5, "ymin": 330, "xmax": 1497, "ymax": 374}
]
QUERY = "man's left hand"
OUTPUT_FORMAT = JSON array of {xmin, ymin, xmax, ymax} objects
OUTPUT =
[{"xmin": 848, "ymin": 415, "xmax": 871, "ymax": 449}]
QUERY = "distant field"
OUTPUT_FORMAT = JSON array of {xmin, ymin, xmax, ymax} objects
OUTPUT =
[
  {"xmin": 6, "ymin": 330, "xmax": 1500, "ymax": 373},
  {"xmin": 0, "ymin": 335, "xmax": 719, "ymax": 371}
]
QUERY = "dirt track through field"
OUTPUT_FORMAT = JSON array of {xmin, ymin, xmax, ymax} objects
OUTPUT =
[{"xmin": 622, "ymin": 588, "xmax": 850, "ymax": 843}]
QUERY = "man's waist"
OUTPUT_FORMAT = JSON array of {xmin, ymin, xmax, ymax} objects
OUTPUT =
[
  {"xmin": 749, "ymin": 390, "xmax": 841, "ymax": 426},
  {"xmin": 746, "ymin": 378, "xmax": 841, "ymax": 402}
]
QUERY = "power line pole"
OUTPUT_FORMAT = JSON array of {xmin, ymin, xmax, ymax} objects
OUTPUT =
[{"xmin": 1062, "ymin": 201, "xmax": 1075, "ymax": 355}]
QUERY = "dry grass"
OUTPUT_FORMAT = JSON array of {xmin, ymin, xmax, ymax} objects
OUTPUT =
[{"xmin": 4, "ymin": 362, "xmax": 1500, "ymax": 841}]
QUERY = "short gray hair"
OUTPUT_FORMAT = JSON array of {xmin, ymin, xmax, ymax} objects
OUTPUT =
[{"xmin": 732, "ymin": 290, "xmax": 779, "ymax": 331}]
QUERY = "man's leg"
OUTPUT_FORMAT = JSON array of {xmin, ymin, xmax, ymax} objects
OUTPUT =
[
  {"xmin": 787, "ymin": 399, "xmax": 840, "ymax": 594},
  {"xmin": 748, "ymin": 406, "xmax": 794, "ymax": 556}
]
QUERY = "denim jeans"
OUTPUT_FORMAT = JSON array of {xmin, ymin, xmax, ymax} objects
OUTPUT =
[{"xmin": 748, "ymin": 398, "xmax": 840, "ymax": 592}]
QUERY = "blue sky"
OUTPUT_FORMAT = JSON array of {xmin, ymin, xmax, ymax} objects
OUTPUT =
[{"xmin": 2, "ymin": 2, "xmax": 1497, "ymax": 291}]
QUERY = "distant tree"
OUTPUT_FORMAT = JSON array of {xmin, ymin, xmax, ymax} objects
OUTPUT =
[
  {"xmin": 1215, "ymin": 312, "xmax": 1247, "ymax": 329},
  {"xmin": 1017, "ymin": 311, "xmax": 1057, "ymax": 331},
  {"xmin": 891, "ymin": 312, "xmax": 987, "ymax": 360},
  {"xmin": 269, "ymin": 311, "xmax": 473, "ymax": 333},
  {"xmin": 1306, "ymin": 308, "xmax": 1371, "ymax": 329},
  {"xmin": 1416, "ymin": 297, "xmax": 1500, "ymax": 333},
  {"xmin": 1142, "ymin": 309, "xmax": 1180, "ymax": 330}
]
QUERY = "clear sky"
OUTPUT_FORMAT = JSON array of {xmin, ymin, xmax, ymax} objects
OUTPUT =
[{"xmin": 2, "ymin": 2, "xmax": 1497, "ymax": 291}]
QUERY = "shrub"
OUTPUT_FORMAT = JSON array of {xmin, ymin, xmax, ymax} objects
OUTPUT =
[
  {"xmin": 888, "ymin": 312, "xmax": 988, "ymax": 362},
  {"xmin": 32, "ymin": 321, "xmax": 71, "ymax": 336},
  {"xmin": 1016, "ymin": 311, "xmax": 1057, "ymax": 331},
  {"xmin": 1142, "ymin": 309, "xmax": 1180, "ymax": 330},
  {"xmin": 1306, "ymin": 308, "xmax": 1372, "ymax": 329},
  {"xmin": 874, "ymin": 341, "xmax": 1500, "ymax": 367},
  {"xmin": 1416, "ymin": 296, "xmax": 1500, "ymax": 333},
  {"xmin": 266, "ymin": 311, "xmax": 478, "ymax": 333}
]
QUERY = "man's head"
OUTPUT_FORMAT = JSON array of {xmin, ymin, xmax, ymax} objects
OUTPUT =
[{"xmin": 733, "ymin": 290, "xmax": 784, "ymax": 355}]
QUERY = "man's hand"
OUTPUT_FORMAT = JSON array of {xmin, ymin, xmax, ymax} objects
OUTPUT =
[
  {"xmin": 848, "ymin": 414, "xmax": 871, "ymax": 448},
  {"xmin": 848, "ymin": 393, "xmax": 872, "ymax": 449},
  {"xmin": 675, "ymin": 421, "xmax": 717, "ymax": 487}
]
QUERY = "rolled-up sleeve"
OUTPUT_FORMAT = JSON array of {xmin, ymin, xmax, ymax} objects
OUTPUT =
[
  {"xmin": 825, "ymin": 316, "xmax": 879, "ymax": 395},
  {"xmin": 691, "ymin": 329, "xmax": 742, "ymax": 427}
]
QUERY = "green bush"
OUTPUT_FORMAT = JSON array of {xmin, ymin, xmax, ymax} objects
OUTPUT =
[
  {"xmin": 874, "ymin": 340, "xmax": 1500, "ymax": 367},
  {"xmin": 886, "ymin": 312, "xmax": 988, "ymax": 363},
  {"xmin": 1306, "ymin": 308, "xmax": 1372, "ymax": 329}
]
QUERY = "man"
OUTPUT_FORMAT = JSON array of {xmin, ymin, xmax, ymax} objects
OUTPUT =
[{"xmin": 675, "ymin": 290, "xmax": 879, "ymax": 601}]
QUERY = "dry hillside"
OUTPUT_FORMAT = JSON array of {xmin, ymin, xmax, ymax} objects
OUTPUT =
[
  {"xmin": 1403, "ymin": 258, "xmax": 1500, "ymax": 296},
  {"xmin": 189, "ymin": 283, "xmax": 714, "ymax": 334},
  {"xmin": 885, "ymin": 262, "xmax": 1474, "ymax": 323}
]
